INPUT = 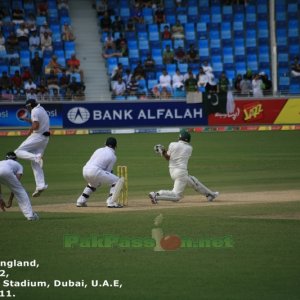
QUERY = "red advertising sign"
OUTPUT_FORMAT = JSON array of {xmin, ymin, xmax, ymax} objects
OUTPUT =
[{"xmin": 208, "ymin": 99, "xmax": 287, "ymax": 125}]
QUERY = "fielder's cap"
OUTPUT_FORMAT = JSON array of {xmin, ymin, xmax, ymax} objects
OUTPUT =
[
  {"xmin": 25, "ymin": 99, "xmax": 37, "ymax": 108},
  {"xmin": 179, "ymin": 129, "xmax": 191, "ymax": 143},
  {"xmin": 6, "ymin": 151, "xmax": 17, "ymax": 160},
  {"xmin": 105, "ymin": 137, "xmax": 117, "ymax": 149}
]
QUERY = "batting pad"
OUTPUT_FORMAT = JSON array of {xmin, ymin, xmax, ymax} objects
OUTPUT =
[{"xmin": 110, "ymin": 177, "xmax": 125, "ymax": 203}]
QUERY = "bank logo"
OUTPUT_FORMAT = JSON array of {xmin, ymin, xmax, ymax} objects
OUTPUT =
[{"xmin": 67, "ymin": 107, "xmax": 90, "ymax": 124}]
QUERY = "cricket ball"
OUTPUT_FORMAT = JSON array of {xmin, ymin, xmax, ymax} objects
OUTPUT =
[{"xmin": 160, "ymin": 235, "xmax": 181, "ymax": 250}]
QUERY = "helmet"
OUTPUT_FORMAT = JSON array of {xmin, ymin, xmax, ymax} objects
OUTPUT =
[
  {"xmin": 25, "ymin": 99, "xmax": 38, "ymax": 108},
  {"xmin": 6, "ymin": 151, "xmax": 17, "ymax": 160},
  {"xmin": 179, "ymin": 129, "xmax": 191, "ymax": 143},
  {"xmin": 105, "ymin": 137, "xmax": 117, "ymax": 149}
]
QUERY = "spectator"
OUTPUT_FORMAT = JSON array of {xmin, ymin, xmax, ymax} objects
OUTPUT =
[
  {"xmin": 252, "ymin": 73, "xmax": 264, "ymax": 98},
  {"xmin": 95, "ymin": 0, "xmax": 108, "ymax": 17},
  {"xmin": 39, "ymin": 22, "xmax": 52, "ymax": 36},
  {"xmin": 21, "ymin": 67, "xmax": 32, "ymax": 82},
  {"xmin": 115, "ymin": 33, "xmax": 127, "ymax": 51},
  {"xmin": 218, "ymin": 72, "xmax": 230, "ymax": 94},
  {"xmin": 0, "ymin": 32, "xmax": 5, "ymax": 51},
  {"xmin": 291, "ymin": 56, "xmax": 300, "ymax": 77},
  {"xmin": 50, "ymin": 87, "xmax": 63, "ymax": 101},
  {"xmin": 125, "ymin": 18, "xmax": 135, "ymax": 31},
  {"xmin": 144, "ymin": 53, "xmax": 156, "ymax": 72},
  {"xmin": 103, "ymin": 33, "xmax": 115, "ymax": 50},
  {"xmin": 260, "ymin": 72, "xmax": 272, "ymax": 95},
  {"xmin": 0, "ymin": 71, "xmax": 12, "ymax": 93},
  {"xmin": 112, "ymin": 76, "xmax": 126, "ymax": 97},
  {"xmin": 233, "ymin": 74, "xmax": 243, "ymax": 94},
  {"xmin": 185, "ymin": 70, "xmax": 198, "ymax": 92},
  {"xmin": 31, "ymin": 52, "xmax": 43, "ymax": 81},
  {"xmin": 126, "ymin": 76, "xmax": 139, "ymax": 97},
  {"xmin": 58, "ymin": 0, "xmax": 69, "ymax": 10},
  {"xmin": 171, "ymin": 20, "xmax": 185, "ymax": 39},
  {"xmin": 205, "ymin": 75, "xmax": 218, "ymax": 93},
  {"xmin": 119, "ymin": 41, "xmax": 129, "ymax": 57},
  {"xmin": 40, "ymin": 32, "xmax": 53, "ymax": 53},
  {"xmin": 154, "ymin": 5, "xmax": 166, "ymax": 24},
  {"xmin": 122, "ymin": 68, "xmax": 133, "ymax": 86},
  {"xmin": 46, "ymin": 55, "xmax": 63, "ymax": 75},
  {"xmin": 100, "ymin": 11, "xmax": 112, "ymax": 32},
  {"xmin": 240, "ymin": 74, "xmax": 252, "ymax": 95},
  {"xmin": 183, "ymin": 67, "xmax": 195, "ymax": 81},
  {"xmin": 186, "ymin": 44, "xmax": 199, "ymax": 63},
  {"xmin": 159, "ymin": 69, "xmax": 172, "ymax": 92},
  {"xmin": 59, "ymin": 69, "xmax": 70, "ymax": 96},
  {"xmin": 133, "ymin": 61, "xmax": 146, "ymax": 78},
  {"xmin": 5, "ymin": 32, "xmax": 19, "ymax": 53},
  {"xmin": 46, "ymin": 69, "xmax": 60, "ymax": 92},
  {"xmin": 111, "ymin": 63, "xmax": 123, "ymax": 82},
  {"xmin": 132, "ymin": 3, "xmax": 144, "ymax": 24},
  {"xmin": 26, "ymin": 88, "xmax": 38, "ymax": 101},
  {"xmin": 37, "ymin": 2, "xmax": 48, "ymax": 16},
  {"xmin": 163, "ymin": 44, "xmax": 174, "ymax": 64},
  {"xmin": 16, "ymin": 23, "xmax": 29, "ymax": 43},
  {"xmin": 202, "ymin": 60, "xmax": 214, "ymax": 78},
  {"xmin": 67, "ymin": 76, "xmax": 85, "ymax": 100},
  {"xmin": 26, "ymin": 13, "xmax": 37, "ymax": 33},
  {"xmin": 67, "ymin": 54, "xmax": 84, "ymax": 81},
  {"xmin": 111, "ymin": 16, "xmax": 124, "ymax": 33},
  {"xmin": 160, "ymin": 86, "xmax": 172, "ymax": 98},
  {"xmin": 36, "ymin": 80, "xmax": 49, "ymax": 101},
  {"xmin": 24, "ymin": 78, "xmax": 37, "ymax": 94},
  {"xmin": 161, "ymin": 25, "xmax": 172, "ymax": 40},
  {"xmin": 197, "ymin": 67, "xmax": 209, "ymax": 90},
  {"xmin": 29, "ymin": 30, "xmax": 40, "ymax": 52},
  {"xmin": 12, "ymin": 6, "xmax": 25, "ymax": 24},
  {"xmin": 11, "ymin": 71, "xmax": 24, "ymax": 95},
  {"xmin": 174, "ymin": 46, "xmax": 186, "ymax": 63},
  {"xmin": 172, "ymin": 68, "xmax": 184, "ymax": 90},
  {"xmin": 102, "ymin": 44, "xmax": 122, "ymax": 59},
  {"xmin": 62, "ymin": 23, "xmax": 75, "ymax": 41}
]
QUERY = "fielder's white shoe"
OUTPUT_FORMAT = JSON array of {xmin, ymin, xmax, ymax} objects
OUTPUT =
[
  {"xmin": 32, "ymin": 184, "xmax": 48, "ymax": 197},
  {"xmin": 206, "ymin": 191, "xmax": 219, "ymax": 202},
  {"xmin": 76, "ymin": 202, "xmax": 88, "ymax": 207},
  {"xmin": 107, "ymin": 202, "xmax": 123, "ymax": 208},
  {"xmin": 35, "ymin": 154, "xmax": 43, "ymax": 168},
  {"xmin": 27, "ymin": 212, "xmax": 39, "ymax": 221},
  {"xmin": 149, "ymin": 192, "xmax": 158, "ymax": 204}
]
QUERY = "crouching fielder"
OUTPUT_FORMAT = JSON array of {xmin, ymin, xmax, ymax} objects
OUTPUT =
[
  {"xmin": 149, "ymin": 129, "xmax": 219, "ymax": 204},
  {"xmin": 76, "ymin": 137, "xmax": 124, "ymax": 208}
]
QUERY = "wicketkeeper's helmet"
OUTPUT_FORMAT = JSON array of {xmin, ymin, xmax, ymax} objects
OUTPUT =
[
  {"xmin": 105, "ymin": 137, "xmax": 117, "ymax": 149},
  {"xmin": 6, "ymin": 151, "xmax": 17, "ymax": 160},
  {"xmin": 179, "ymin": 129, "xmax": 191, "ymax": 143}
]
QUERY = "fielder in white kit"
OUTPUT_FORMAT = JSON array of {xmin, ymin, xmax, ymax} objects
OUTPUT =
[
  {"xmin": 15, "ymin": 99, "xmax": 50, "ymax": 197},
  {"xmin": 76, "ymin": 137, "xmax": 124, "ymax": 208},
  {"xmin": 0, "ymin": 152, "xmax": 39, "ymax": 220},
  {"xmin": 149, "ymin": 129, "xmax": 219, "ymax": 204}
]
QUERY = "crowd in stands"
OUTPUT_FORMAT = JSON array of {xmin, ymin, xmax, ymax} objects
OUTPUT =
[
  {"xmin": 97, "ymin": 0, "xmax": 300, "ymax": 100},
  {"xmin": 0, "ymin": 0, "xmax": 85, "ymax": 101}
]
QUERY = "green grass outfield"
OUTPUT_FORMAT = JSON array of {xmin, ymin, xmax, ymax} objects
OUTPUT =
[{"xmin": 0, "ymin": 131, "xmax": 300, "ymax": 300}]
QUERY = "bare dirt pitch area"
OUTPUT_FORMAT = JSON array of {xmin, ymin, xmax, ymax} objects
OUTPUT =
[{"xmin": 19, "ymin": 190, "xmax": 300, "ymax": 219}]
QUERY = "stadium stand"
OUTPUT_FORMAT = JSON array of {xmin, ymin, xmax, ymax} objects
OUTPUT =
[
  {"xmin": 0, "ymin": 0, "xmax": 85, "ymax": 101},
  {"xmin": 97, "ymin": 0, "xmax": 300, "ymax": 100}
]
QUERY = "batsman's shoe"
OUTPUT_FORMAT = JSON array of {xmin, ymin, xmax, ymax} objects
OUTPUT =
[
  {"xmin": 107, "ymin": 202, "xmax": 123, "ymax": 208},
  {"xmin": 27, "ymin": 212, "xmax": 39, "ymax": 221},
  {"xmin": 76, "ymin": 202, "xmax": 88, "ymax": 207},
  {"xmin": 32, "ymin": 184, "xmax": 48, "ymax": 197},
  {"xmin": 149, "ymin": 192, "xmax": 158, "ymax": 204},
  {"xmin": 206, "ymin": 191, "xmax": 219, "ymax": 202}
]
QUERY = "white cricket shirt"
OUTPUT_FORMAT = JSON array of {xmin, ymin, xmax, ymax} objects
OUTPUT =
[
  {"xmin": 31, "ymin": 104, "xmax": 50, "ymax": 133},
  {"xmin": 167, "ymin": 140, "xmax": 192, "ymax": 170}
]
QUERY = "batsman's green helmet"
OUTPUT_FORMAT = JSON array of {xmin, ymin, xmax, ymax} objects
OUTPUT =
[{"xmin": 179, "ymin": 129, "xmax": 191, "ymax": 143}]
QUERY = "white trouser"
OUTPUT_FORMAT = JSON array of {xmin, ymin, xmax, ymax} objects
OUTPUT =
[
  {"xmin": 15, "ymin": 133, "xmax": 49, "ymax": 190},
  {"xmin": 156, "ymin": 168, "xmax": 188, "ymax": 201},
  {"xmin": 77, "ymin": 166, "xmax": 119, "ymax": 205},
  {"xmin": 0, "ymin": 170, "xmax": 34, "ymax": 219}
]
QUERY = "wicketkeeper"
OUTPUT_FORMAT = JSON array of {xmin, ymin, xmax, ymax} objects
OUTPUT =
[
  {"xmin": 149, "ymin": 129, "xmax": 219, "ymax": 204},
  {"xmin": 76, "ymin": 137, "xmax": 124, "ymax": 208}
]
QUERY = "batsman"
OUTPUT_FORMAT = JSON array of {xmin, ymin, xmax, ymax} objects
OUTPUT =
[{"xmin": 149, "ymin": 129, "xmax": 219, "ymax": 204}]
